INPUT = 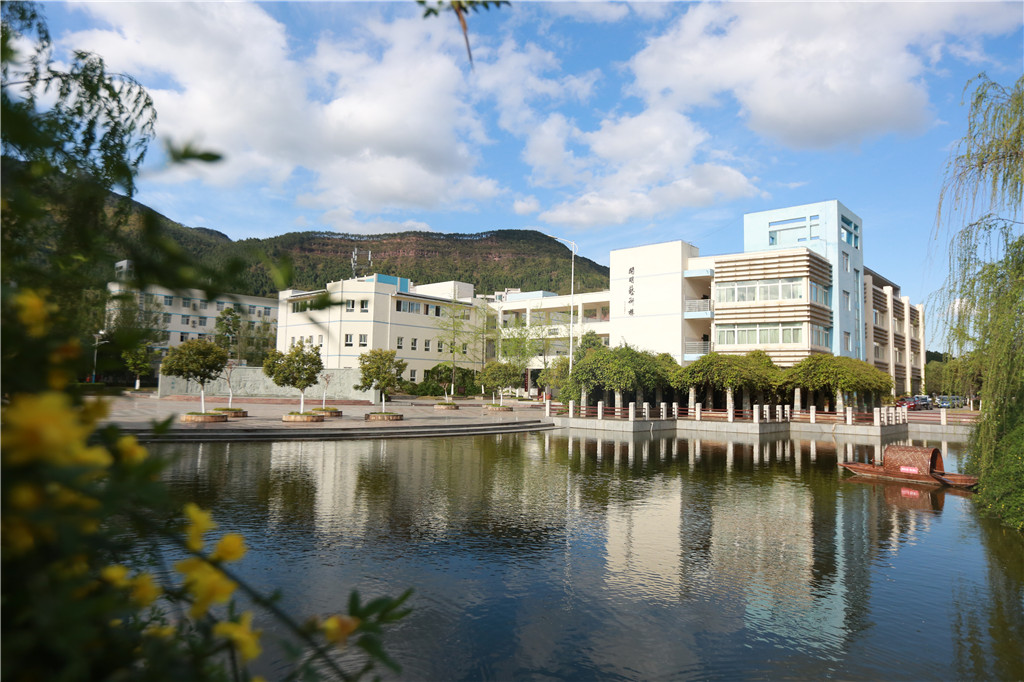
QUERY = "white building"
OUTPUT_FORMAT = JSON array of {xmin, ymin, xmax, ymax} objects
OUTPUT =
[
  {"xmin": 106, "ymin": 260, "xmax": 279, "ymax": 360},
  {"xmin": 276, "ymin": 274, "xmax": 483, "ymax": 384}
]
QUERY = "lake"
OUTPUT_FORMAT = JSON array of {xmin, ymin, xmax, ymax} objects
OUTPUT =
[{"xmin": 153, "ymin": 432, "xmax": 1024, "ymax": 681}]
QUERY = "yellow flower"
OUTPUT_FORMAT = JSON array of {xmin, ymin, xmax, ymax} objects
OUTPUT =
[
  {"xmin": 210, "ymin": 533, "xmax": 247, "ymax": 563},
  {"xmin": 9, "ymin": 483, "xmax": 44, "ymax": 510},
  {"xmin": 2, "ymin": 392, "xmax": 93, "ymax": 466},
  {"xmin": 175, "ymin": 557, "xmax": 237, "ymax": 618},
  {"xmin": 116, "ymin": 435, "xmax": 148, "ymax": 465},
  {"xmin": 183, "ymin": 503, "xmax": 217, "ymax": 552},
  {"xmin": 101, "ymin": 564, "xmax": 131, "ymax": 588},
  {"xmin": 213, "ymin": 611, "xmax": 262, "ymax": 662},
  {"xmin": 131, "ymin": 572, "xmax": 163, "ymax": 607},
  {"xmin": 144, "ymin": 624, "xmax": 177, "ymax": 639},
  {"xmin": 322, "ymin": 614, "xmax": 361, "ymax": 646},
  {"xmin": 13, "ymin": 289, "xmax": 57, "ymax": 337}
]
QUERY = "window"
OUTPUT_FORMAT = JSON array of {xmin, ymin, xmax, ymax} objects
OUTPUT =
[
  {"xmin": 345, "ymin": 299, "xmax": 355, "ymax": 312},
  {"xmin": 716, "ymin": 278, "xmax": 802, "ymax": 304},
  {"xmin": 462, "ymin": 343, "xmax": 468, "ymax": 355},
  {"xmin": 360, "ymin": 299, "xmax": 369, "ymax": 312},
  {"xmin": 358, "ymin": 334, "xmax": 368, "ymax": 347},
  {"xmin": 318, "ymin": 335, "xmax": 323, "ymax": 346},
  {"xmin": 263, "ymin": 307, "xmax": 271, "ymax": 316},
  {"xmin": 291, "ymin": 300, "xmax": 310, "ymax": 313},
  {"xmin": 810, "ymin": 281, "xmax": 832, "ymax": 306},
  {"xmin": 182, "ymin": 298, "xmax": 192, "ymax": 308},
  {"xmin": 437, "ymin": 341, "xmax": 444, "ymax": 353},
  {"xmin": 843, "ymin": 290, "xmax": 851, "ymax": 311},
  {"xmin": 182, "ymin": 315, "xmax": 191, "ymax": 325},
  {"xmin": 396, "ymin": 336, "xmax": 404, "ymax": 349},
  {"xmin": 249, "ymin": 305, "xmax": 256, "ymax": 315},
  {"xmin": 395, "ymin": 300, "xmax": 421, "ymax": 314},
  {"xmin": 410, "ymin": 369, "xmax": 417, "ymax": 382},
  {"xmin": 290, "ymin": 337, "xmax": 296, "ymax": 346},
  {"xmin": 842, "ymin": 252, "xmax": 850, "ymax": 272},
  {"xmin": 307, "ymin": 336, "xmax": 313, "ymax": 344},
  {"xmin": 781, "ymin": 324, "xmax": 802, "ymax": 344},
  {"xmin": 736, "ymin": 324, "xmax": 757, "ymax": 344},
  {"xmin": 844, "ymin": 332, "xmax": 852, "ymax": 351},
  {"xmin": 199, "ymin": 300, "xmax": 208, "ymax": 310},
  {"xmin": 344, "ymin": 334, "xmax": 353, "ymax": 347},
  {"xmin": 874, "ymin": 343, "xmax": 885, "ymax": 360},
  {"xmin": 423, "ymin": 339, "xmax": 431, "ymax": 352},
  {"xmin": 812, "ymin": 325, "xmax": 831, "ymax": 347},
  {"xmin": 411, "ymin": 338, "xmax": 418, "ymax": 351},
  {"xmin": 896, "ymin": 349, "xmax": 904, "ymax": 364},
  {"xmin": 163, "ymin": 313, "xmax": 171, "ymax": 324},
  {"xmin": 179, "ymin": 332, "xmax": 188, "ymax": 342},
  {"xmin": 217, "ymin": 301, "xmax": 225, "ymax": 311},
  {"xmin": 198, "ymin": 317, "xmax": 207, "ymax": 326}
]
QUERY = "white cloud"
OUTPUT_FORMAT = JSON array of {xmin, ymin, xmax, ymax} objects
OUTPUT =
[
  {"xmin": 628, "ymin": 2, "xmax": 1022, "ymax": 149},
  {"xmin": 543, "ymin": 2, "xmax": 632, "ymax": 24},
  {"xmin": 61, "ymin": 3, "xmax": 502, "ymax": 226},
  {"xmin": 513, "ymin": 196, "xmax": 541, "ymax": 215}
]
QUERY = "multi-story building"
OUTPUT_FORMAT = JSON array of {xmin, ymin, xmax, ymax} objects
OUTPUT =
[
  {"xmin": 106, "ymin": 260, "xmax": 279, "ymax": 361},
  {"xmin": 508, "ymin": 200, "xmax": 925, "ymax": 395},
  {"xmin": 276, "ymin": 274, "xmax": 483, "ymax": 384}
]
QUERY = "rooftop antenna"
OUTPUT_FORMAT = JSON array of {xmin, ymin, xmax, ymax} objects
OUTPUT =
[{"xmin": 351, "ymin": 248, "xmax": 373, "ymax": 279}]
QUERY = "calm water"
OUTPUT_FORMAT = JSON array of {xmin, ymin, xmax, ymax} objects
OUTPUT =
[{"xmin": 153, "ymin": 433, "xmax": 1024, "ymax": 681}]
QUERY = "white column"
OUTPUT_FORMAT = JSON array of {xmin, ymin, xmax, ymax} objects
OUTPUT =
[
  {"xmin": 545, "ymin": 399, "xmax": 551, "ymax": 417},
  {"xmin": 628, "ymin": 402, "xmax": 636, "ymax": 422},
  {"xmin": 753, "ymin": 404, "xmax": 760, "ymax": 424},
  {"xmin": 568, "ymin": 400, "xmax": 575, "ymax": 418},
  {"xmin": 873, "ymin": 407, "xmax": 880, "ymax": 426},
  {"xmin": 660, "ymin": 402, "xmax": 667, "ymax": 420},
  {"xmin": 695, "ymin": 403, "xmax": 702, "ymax": 421},
  {"xmin": 810, "ymin": 406, "xmax": 816, "ymax": 424},
  {"xmin": 597, "ymin": 400, "xmax": 604, "ymax": 421}
]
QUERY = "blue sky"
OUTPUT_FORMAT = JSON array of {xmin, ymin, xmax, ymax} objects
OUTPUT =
[{"xmin": 40, "ymin": 1, "xmax": 1023, "ymax": 344}]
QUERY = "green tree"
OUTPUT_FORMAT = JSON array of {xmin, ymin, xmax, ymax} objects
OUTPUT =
[
  {"xmin": 215, "ymin": 307, "xmax": 275, "ymax": 366},
  {"xmin": 121, "ymin": 344, "xmax": 157, "ymax": 390},
  {"xmin": 433, "ymin": 296, "xmax": 479, "ymax": 396},
  {"xmin": 263, "ymin": 340, "xmax": 324, "ymax": 413},
  {"xmin": 354, "ymin": 349, "xmax": 407, "ymax": 408},
  {"xmin": 498, "ymin": 314, "xmax": 541, "ymax": 391},
  {"xmin": 537, "ymin": 355, "xmax": 569, "ymax": 398},
  {"xmin": 160, "ymin": 339, "xmax": 228, "ymax": 413},
  {"xmin": 936, "ymin": 73, "xmax": 1023, "ymax": 529},
  {"xmin": 478, "ymin": 360, "xmax": 520, "ymax": 402}
]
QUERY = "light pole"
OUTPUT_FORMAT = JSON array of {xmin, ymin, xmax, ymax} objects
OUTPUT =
[
  {"xmin": 546, "ymin": 235, "xmax": 578, "ymax": 376},
  {"xmin": 92, "ymin": 331, "xmax": 108, "ymax": 384}
]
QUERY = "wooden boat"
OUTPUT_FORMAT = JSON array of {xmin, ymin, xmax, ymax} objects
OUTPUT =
[{"xmin": 839, "ymin": 445, "xmax": 978, "ymax": 490}]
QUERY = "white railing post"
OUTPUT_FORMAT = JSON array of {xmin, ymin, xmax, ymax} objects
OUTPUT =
[
  {"xmin": 941, "ymin": 408, "xmax": 947, "ymax": 426},
  {"xmin": 846, "ymin": 406, "xmax": 853, "ymax": 425},
  {"xmin": 810, "ymin": 406, "xmax": 816, "ymax": 424},
  {"xmin": 673, "ymin": 402, "xmax": 679, "ymax": 419},
  {"xmin": 695, "ymin": 403, "xmax": 702, "ymax": 421},
  {"xmin": 629, "ymin": 402, "xmax": 636, "ymax": 422},
  {"xmin": 776, "ymin": 405, "xmax": 783, "ymax": 422},
  {"xmin": 643, "ymin": 402, "xmax": 650, "ymax": 420},
  {"xmin": 661, "ymin": 402, "xmax": 667, "ymax": 420},
  {"xmin": 753, "ymin": 404, "xmax": 760, "ymax": 424},
  {"xmin": 568, "ymin": 400, "xmax": 575, "ymax": 418},
  {"xmin": 727, "ymin": 401, "xmax": 734, "ymax": 423},
  {"xmin": 597, "ymin": 400, "xmax": 604, "ymax": 421},
  {"xmin": 873, "ymin": 407, "xmax": 880, "ymax": 426},
  {"xmin": 545, "ymin": 399, "xmax": 551, "ymax": 418},
  {"xmin": 785, "ymin": 405, "xmax": 791, "ymax": 421}
]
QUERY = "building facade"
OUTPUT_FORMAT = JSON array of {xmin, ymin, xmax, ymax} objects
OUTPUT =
[{"xmin": 106, "ymin": 260, "xmax": 279, "ymax": 362}]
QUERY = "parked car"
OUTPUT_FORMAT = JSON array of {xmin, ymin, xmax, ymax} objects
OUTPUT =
[
  {"xmin": 896, "ymin": 396, "xmax": 917, "ymax": 410},
  {"xmin": 914, "ymin": 395, "xmax": 933, "ymax": 410},
  {"xmin": 936, "ymin": 395, "xmax": 951, "ymax": 409}
]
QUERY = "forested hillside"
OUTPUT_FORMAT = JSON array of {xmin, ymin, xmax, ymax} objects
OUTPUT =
[{"xmin": 113, "ymin": 196, "xmax": 610, "ymax": 297}]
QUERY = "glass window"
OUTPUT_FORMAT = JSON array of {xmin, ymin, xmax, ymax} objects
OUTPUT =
[
  {"xmin": 759, "ymin": 325, "xmax": 779, "ymax": 344},
  {"xmin": 346, "ymin": 300, "xmax": 356, "ymax": 312},
  {"xmin": 182, "ymin": 298, "xmax": 191, "ymax": 308},
  {"xmin": 437, "ymin": 341, "xmax": 444, "ymax": 353},
  {"xmin": 200, "ymin": 300, "xmax": 208, "ymax": 310},
  {"xmin": 165, "ymin": 296, "xmax": 174, "ymax": 306},
  {"xmin": 462, "ymin": 343, "xmax": 468, "ymax": 355},
  {"xmin": 411, "ymin": 338, "xmax": 417, "ymax": 351},
  {"xmin": 248, "ymin": 305, "xmax": 256, "ymax": 315},
  {"xmin": 163, "ymin": 313, "xmax": 171, "ymax": 324},
  {"xmin": 844, "ymin": 332, "xmax": 852, "ymax": 351},
  {"xmin": 317, "ymin": 335, "xmax": 323, "ymax": 346},
  {"xmin": 360, "ymin": 299, "xmax": 369, "ymax": 312},
  {"xmin": 182, "ymin": 315, "xmax": 191, "ymax": 325},
  {"xmin": 843, "ymin": 252, "xmax": 850, "ymax": 272},
  {"xmin": 410, "ymin": 369, "xmax": 417, "ymax": 382},
  {"xmin": 344, "ymin": 334, "xmax": 353, "ymax": 347},
  {"xmin": 198, "ymin": 317, "xmax": 207, "ymax": 326},
  {"xmin": 737, "ymin": 324, "xmax": 757, "ymax": 344},
  {"xmin": 358, "ymin": 334, "xmax": 367, "ymax": 347},
  {"xmin": 843, "ymin": 290, "xmax": 851, "ymax": 311},
  {"xmin": 264, "ymin": 307, "xmax": 271, "ymax": 316},
  {"xmin": 716, "ymin": 326, "xmax": 735, "ymax": 345},
  {"xmin": 217, "ymin": 301, "xmax": 225, "ymax": 311},
  {"xmin": 396, "ymin": 336, "xmax": 404, "ymax": 349},
  {"xmin": 423, "ymin": 339, "xmax": 431, "ymax": 352}
]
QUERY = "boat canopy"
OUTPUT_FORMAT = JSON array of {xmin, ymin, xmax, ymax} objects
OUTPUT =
[{"xmin": 883, "ymin": 445, "xmax": 944, "ymax": 476}]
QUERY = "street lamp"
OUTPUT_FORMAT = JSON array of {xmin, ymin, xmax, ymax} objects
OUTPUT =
[
  {"xmin": 546, "ymin": 235, "xmax": 578, "ymax": 376},
  {"xmin": 92, "ymin": 331, "xmax": 108, "ymax": 384}
]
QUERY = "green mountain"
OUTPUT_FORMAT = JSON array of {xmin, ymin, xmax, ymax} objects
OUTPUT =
[{"xmin": 116, "ymin": 200, "xmax": 610, "ymax": 298}]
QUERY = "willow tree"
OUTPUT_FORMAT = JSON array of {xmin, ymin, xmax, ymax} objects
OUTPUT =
[{"xmin": 936, "ymin": 74, "xmax": 1023, "ymax": 530}]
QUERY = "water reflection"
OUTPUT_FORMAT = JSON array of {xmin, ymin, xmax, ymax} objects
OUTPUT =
[{"xmin": 153, "ymin": 431, "xmax": 1023, "ymax": 681}]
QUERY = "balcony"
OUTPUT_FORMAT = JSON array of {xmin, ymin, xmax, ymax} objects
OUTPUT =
[
  {"xmin": 683, "ymin": 298, "xmax": 713, "ymax": 319},
  {"xmin": 683, "ymin": 340, "xmax": 710, "ymax": 362}
]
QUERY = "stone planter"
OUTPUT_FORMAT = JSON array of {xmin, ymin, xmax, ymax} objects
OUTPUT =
[
  {"xmin": 486, "ymin": 405, "xmax": 513, "ymax": 412},
  {"xmin": 313, "ymin": 409, "xmax": 343, "ymax": 418},
  {"xmin": 282, "ymin": 413, "xmax": 325, "ymax": 423},
  {"xmin": 214, "ymin": 410, "xmax": 248, "ymax": 418},
  {"xmin": 365, "ymin": 413, "xmax": 403, "ymax": 422},
  {"xmin": 434, "ymin": 403, "xmax": 459, "ymax": 410},
  {"xmin": 180, "ymin": 413, "xmax": 228, "ymax": 423}
]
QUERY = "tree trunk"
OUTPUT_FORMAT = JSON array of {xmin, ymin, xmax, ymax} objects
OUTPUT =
[
  {"xmin": 615, "ymin": 390, "xmax": 623, "ymax": 410},
  {"xmin": 299, "ymin": 389, "xmax": 305, "ymax": 413},
  {"xmin": 134, "ymin": 375, "xmax": 140, "ymax": 390},
  {"xmin": 200, "ymin": 386, "xmax": 206, "ymax": 414}
]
